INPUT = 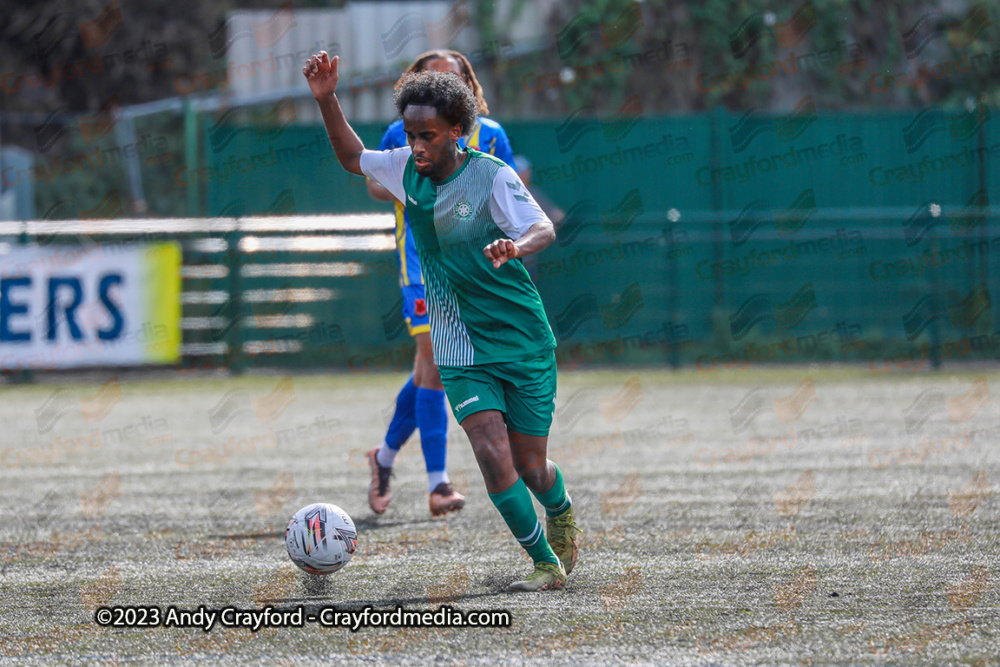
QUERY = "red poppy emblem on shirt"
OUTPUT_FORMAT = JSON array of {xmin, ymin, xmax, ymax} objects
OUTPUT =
[{"xmin": 414, "ymin": 298, "xmax": 427, "ymax": 317}]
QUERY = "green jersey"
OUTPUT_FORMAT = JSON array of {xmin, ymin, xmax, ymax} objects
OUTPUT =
[{"xmin": 361, "ymin": 147, "xmax": 556, "ymax": 366}]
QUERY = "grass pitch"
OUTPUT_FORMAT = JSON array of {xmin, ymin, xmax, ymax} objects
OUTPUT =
[{"xmin": 1, "ymin": 366, "xmax": 997, "ymax": 665}]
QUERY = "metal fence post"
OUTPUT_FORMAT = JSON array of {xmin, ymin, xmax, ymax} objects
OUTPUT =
[
  {"xmin": 227, "ymin": 221, "xmax": 246, "ymax": 374},
  {"xmin": 665, "ymin": 216, "xmax": 680, "ymax": 369},
  {"xmin": 709, "ymin": 108, "xmax": 726, "ymax": 349},
  {"xmin": 184, "ymin": 99, "xmax": 200, "ymax": 218},
  {"xmin": 975, "ymin": 124, "xmax": 991, "ymax": 337},
  {"xmin": 925, "ymin": 226, "xmax": 943, "ymax": 371}
]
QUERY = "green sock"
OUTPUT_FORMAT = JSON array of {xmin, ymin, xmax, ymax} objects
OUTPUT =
[
  {"xmin": 531, "ymin": 462, "xmax": 571, "ymax": 517},
  {"xmin": 489, "ymin": 478, "xmax": 559, "ymax": 565}
]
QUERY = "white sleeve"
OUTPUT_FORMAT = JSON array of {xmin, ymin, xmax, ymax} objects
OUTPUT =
[
  {"xmin": 359, "ymin": 147, "xmax": 411, "ymax": 203},
  {"xmin": 488, "ymin": 165, "xmax": 550, "ymax": 240}
]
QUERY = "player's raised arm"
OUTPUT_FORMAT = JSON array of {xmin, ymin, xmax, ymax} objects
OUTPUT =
[{"xmin": 303, "ymin": 52, "xmax": 364, "ymax": 176}]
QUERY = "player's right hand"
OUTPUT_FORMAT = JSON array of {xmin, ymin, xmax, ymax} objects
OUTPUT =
[{"xmin": 303, "ymin": 52, "xmax": 339, "ymax": 100}]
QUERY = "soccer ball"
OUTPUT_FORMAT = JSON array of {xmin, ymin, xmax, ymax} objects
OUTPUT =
[{"xmin": 285, "ymin": 503, "xmax": 358, "ymax": 574}]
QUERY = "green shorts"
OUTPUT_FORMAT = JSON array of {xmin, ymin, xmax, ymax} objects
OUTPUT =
[{"xmin": 438, "ymin": 351, "xmax": 557, "ymax": 437}]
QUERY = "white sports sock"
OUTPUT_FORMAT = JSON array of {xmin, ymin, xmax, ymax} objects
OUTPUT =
[
  {"xmin": 376, "ymin": 444, "xmax": 398, "ymax": 468},
  {"xmin": 427, "ymin": 470, "xmax": 449, "ymax": 493}
]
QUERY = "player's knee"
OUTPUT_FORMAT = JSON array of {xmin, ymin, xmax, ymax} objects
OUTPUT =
[
  {"xmin": 464, "ymin": 422, "xmax": 507, "ymax": 459},
  {"xmin": 512, "ymin": 449, "xmax": 545, "ymax": 475},
  {"xmin": 468, "ymin": 434, "xmax": 514, "ymax": 485},
  {"xmin": 469, "ymin": 432, "xmax": 508, "ymax": 460}
]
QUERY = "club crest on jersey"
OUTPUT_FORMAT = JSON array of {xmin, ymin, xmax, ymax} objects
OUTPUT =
[{"xmin": 454, "ymin": 200, "xmax": 474, "ymax": 221}]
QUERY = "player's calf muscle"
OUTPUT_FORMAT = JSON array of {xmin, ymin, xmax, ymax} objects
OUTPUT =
[
  {"xmin": 461, "ymin": 414, "xmax": 515, "ymax": 490},
  {"xmin": 511, "ymin": 449, "xmax": 553, "ymax": 492},
  {"xmin": 515, "ymin": 465, "xmax": 551, "ymax": 493}
]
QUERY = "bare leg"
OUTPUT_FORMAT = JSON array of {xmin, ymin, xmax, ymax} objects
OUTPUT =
[
  {"xmin": 411, "ymin": 332, "xmax": 443, "ymax": 390},
  {"xmin": 458, "ymin": 410, "xmax": 518, "ymax": 493},
  {"xmin": 509, "ymin": 430, "xmax": 556, "ymax": 496},
  {"xmin": 461, "ymin": 410, "xmax": 564, "ymax": 586}
]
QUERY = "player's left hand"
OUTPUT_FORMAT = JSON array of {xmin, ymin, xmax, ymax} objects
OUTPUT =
[{"xmin": 483, "ymin": 239, "xmax": 518, "ymax": 268}]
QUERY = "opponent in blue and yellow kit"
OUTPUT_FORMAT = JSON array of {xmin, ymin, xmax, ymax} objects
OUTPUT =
[{"xmin": 378, "ymin": 117, "xmax": 515, "ymax": 334}]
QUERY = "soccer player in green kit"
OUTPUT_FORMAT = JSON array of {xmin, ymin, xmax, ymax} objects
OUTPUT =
[{"xmin": 304, "ymin": 51, "xmax": 581, "ymax": 591}]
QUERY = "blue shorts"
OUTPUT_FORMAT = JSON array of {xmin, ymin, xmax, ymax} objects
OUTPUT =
[{"xmin": 402, "ymin": 284, "xmax": 430, "ymax": 336}]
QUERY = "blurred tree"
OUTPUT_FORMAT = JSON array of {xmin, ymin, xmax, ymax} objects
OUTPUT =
[
  {"xmin": 2, "ymin": 0, "xmax": 996, "ymax": 120},
  {"xmin": 0, "ymin": 0, "xmax": 347, "ymax": 114},
  {"xmin": 493, "ymin": 0, "xmax": 1000, "ymax": 115}
]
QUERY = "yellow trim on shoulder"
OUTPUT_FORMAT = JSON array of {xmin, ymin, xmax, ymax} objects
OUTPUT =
[
  {"xmin": 395, "ymin": 201, "xmax": 409, "ymax": 286},
  {"xmin": 467, "ymin": 120, "xmax": 482, "ymax": 152}
]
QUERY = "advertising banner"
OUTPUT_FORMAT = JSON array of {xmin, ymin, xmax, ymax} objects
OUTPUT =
[{"xmin": 0, "ymin": 242, "xmax": 181, "ymax": 370}]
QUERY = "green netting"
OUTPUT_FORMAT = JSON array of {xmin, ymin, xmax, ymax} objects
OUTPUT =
[
  {"xmin": 10, "ymin": 108, "xmax": 997, "ymax": 371},
  {"xmin": 198, "ymin": 111, "xmax": 997, "ymax": 369}
]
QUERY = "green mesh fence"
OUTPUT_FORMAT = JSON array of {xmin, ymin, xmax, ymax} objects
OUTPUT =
[
  {"xmin": 199, "ymin": 109, "xmax": 997, "ymax": 370},
  {"xmin": 6, "ymin": 107, "xmax": 997, "ymax": 371}
]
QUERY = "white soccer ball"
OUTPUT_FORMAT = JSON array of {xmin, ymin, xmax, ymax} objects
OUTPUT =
[{"xmin": 285, "ymin": 503, "xmax": 357, "ymax": 574}]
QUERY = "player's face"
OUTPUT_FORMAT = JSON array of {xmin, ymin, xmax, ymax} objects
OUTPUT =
[
  {"xmin": 423, "ymin": 56, "xmax": 469, "ymax": 87},
  {"xmin": 402, "ymin": 105, "xmax": 463, "ymax": 180}
]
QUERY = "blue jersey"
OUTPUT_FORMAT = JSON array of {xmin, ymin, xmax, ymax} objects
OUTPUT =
[{"xmin": 377, "ymin": 117, "xmax": 515, "ymax": 287}]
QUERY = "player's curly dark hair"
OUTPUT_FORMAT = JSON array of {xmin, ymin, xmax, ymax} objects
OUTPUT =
[
  {"xmin": 397, "ymin": 50, "xmax": 490, "ymax": 116},
  {"xmin": 394, "ymin": 70, "xmax": 479, "ymax": 138}
]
